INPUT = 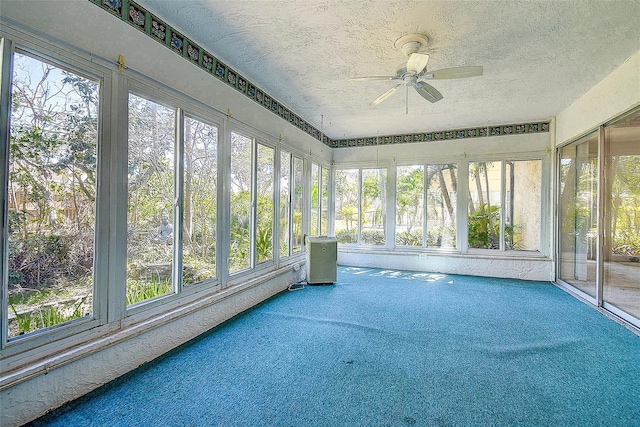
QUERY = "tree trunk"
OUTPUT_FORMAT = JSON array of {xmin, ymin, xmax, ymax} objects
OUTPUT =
[{"xmin": 437, "ymin": 167, "xmax": 454, "ymax": 220}]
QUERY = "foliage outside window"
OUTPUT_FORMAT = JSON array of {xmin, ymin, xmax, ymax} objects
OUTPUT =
[
  {"xmin": 469, "ymin": 160, "xmax": 540, "ymax": 251},
  {"xmin": 292, "ymin": 156, "xmax": 303, "ymax": 252},
  {"xmin": 426, "ymin": 164, "xmax": 457, "ymax": 248},
  {"xmin": 334, "ymin": 168, "xmax": 386, "ymax": 245},
  {"xmin": 256, "ymin": 144, "xmax": 274, "ymax": 264},
  {"xmin": 468, "ymin": 162, "xmax": 502, "ymax": 249},
  {"xmin": 311, "ymin": 163, "xmax": 319, "ymax": 236},
  {"xmin": 229, "ymin": 132, "xmax": 252, "ymax": 273},
  {"xmin": 558, "ymin": 133, "xmax": 598, "ymax": 297},
  {"xmin": 6, "ymin": 52, "xmax": 99, "ymax": 337},
  {"xmin": 603, "ymin": 110, "xmax": 640, "ymax": 318},
  {"xmin": 311, "ymin": 163, "xmax": 330, "ymax": 237},
  {"xmin": 395, "ymin": 164, "xmax": 457, "ymax": 248},
  {"xmin": 335, "ymin": 169, "xmax": 359, "ymax": 243},
  {"xmin": 505, "ymin": 160, "xmax": 541, "ymax": 251},
  {"xmin": 361, "ymin": 169, "xmax": 386, "ymax": 245},
  {"xmin": 605, "ymin": 132, "xmax": 640, "ymax": 260},
  {"xmin": 182, "ymin": 116, "xmax": 217, "ymax": 286},
  {"xmin": 321, "ymin": 166, "xmax": 329, "ymax": 236},
  {"xmin": 127, "ymin": 94, "xmax": 175, "ymax": 304},
  {"xmin": 396, "ymin": 165, "xmax": 424, "ymax": 246},
  {"xmin": 279, "ymin": 151, "xmax": 291, "ymax": 258}
]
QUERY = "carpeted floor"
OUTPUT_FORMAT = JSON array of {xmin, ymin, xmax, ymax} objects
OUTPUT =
[{"xmin": 30, "ymin": 266, "xmax": 640, "ymax": 426}]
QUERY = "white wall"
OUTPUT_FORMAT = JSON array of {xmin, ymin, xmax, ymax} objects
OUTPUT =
[
  {"xmin": 338, "ymin": 249, "xmax": 553, "ymax": 281},
  {"xmin": 555, "ymin": 49, "xmax": 640, "ymax": 146}
]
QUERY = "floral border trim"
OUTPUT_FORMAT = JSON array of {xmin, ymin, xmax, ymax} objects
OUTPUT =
[
  {"xmin": 330, "ymin": 122, "xmax": 550, "ymax": 148},
  {"xmin": 92, "ymin": 1, "xmax": 549, "ymax": 150}
]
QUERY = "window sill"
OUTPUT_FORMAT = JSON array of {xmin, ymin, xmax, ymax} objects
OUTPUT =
[{"xmin": 338, "ymin": 245, "xmax": 549, "ymax": 261}]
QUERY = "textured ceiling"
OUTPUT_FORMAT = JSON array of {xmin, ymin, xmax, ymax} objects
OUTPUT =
[{"xmin": 139, "ymin": 0, "xmax": 640, "ymax": 139}]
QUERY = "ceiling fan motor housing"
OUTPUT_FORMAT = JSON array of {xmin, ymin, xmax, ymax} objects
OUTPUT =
[{"xmin": 394, "ymin": 33, "xmax": 429, "ymax": 56}]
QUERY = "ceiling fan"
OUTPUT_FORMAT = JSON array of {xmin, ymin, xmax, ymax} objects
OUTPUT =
[{"xmin": 350, "ymin": 34, "xmax": 483, "ymax": 113}]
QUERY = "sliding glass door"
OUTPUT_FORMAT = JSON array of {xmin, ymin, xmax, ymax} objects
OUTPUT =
[
  {"xmin": 603, "ymin": 110, "xmax": 640, "ymax": 320},
  {"xmin": 557, "ymin": 132, "xmax": 598, "ymax": 299},
  {"xmin": 557, "ymin": 107, "xmax": 640, "ymax": 327}
]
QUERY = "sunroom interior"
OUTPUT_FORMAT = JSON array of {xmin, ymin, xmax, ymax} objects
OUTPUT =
[{"xmin": 1, "ymin": 1, "xmax": 639, "ymax": 426}]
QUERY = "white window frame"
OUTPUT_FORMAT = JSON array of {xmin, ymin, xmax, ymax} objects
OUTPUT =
[{"xmin": 0, "ymin": 35, "xmax": 111, "ymax": 354}]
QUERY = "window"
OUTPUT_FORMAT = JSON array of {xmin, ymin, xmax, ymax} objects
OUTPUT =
[
  {"xmin": 468, "ymin": 162, "xmax": 502, "ymax": 249},
  {"xmin": 230, "ymin": 132, "xmax": 276, "ymax": 272},
  {"xmin": 182, "ymin": 116, "xmax": 218, "ymax": 285},
  {"xmin": 335, "ymin": 169, "xmax": 359, "ymax": 243},
  {"xmin": 426, "ymin": 164, "xmax": 457, "ymax": 248},
  {"xmin": 0, "ymin": 31, "xmax": 315, "ymax": 362},
  {"xmin": 127, "ymin": 94, "xmax": 176, "ymax": 304},
  {"xmin": 229, "ymin": 131, "xmax": 253, "ymax": 273},
  {"xmin": 311, "ymin": 163, "xmax": 319, "ymax": 236},
  {"xmin": 469, "ymin": 160, "xmax": 540, "ymax": 251},
  {"xmin": 292, "ymin": 156, "xmax": 303, "ymax": 252},
  {"xmin": 320, "ymin": 166, "xmax": 329, "ymax": 236},
  {"xmin": 361, "ymin": 169, "xmax": 386, "ymax": 245},
  {"xmin": 278, "ymin": 151, "xmax": 305, "ymax": 258},
  {"xmin": 396, "ymin": 164, "xmax": 457, "ymax": 248},
  {"xmin": 256, "ymin": 143, "xmax": 274, "ymax": 264},
  {"xmin": 505, "ymin": 160, "xmax": 541, "ymax": 251},
  {"xmin": 279, "ymin": 151, "xmax": 291, "ymax": 258},
  {"xmin": 396, "ymin": 166, "xmax": 424, "ymax": 246},
  {"xmin": 335, "ymin": 168, "xmax": 386, "ymax": 245},
  {"xmin": 311, "ymin": 163, "xmax": 329, "ymax": 237},
  {"xmin": 5, "ymin": 51, "xmax": 99, "ymax": 337}
]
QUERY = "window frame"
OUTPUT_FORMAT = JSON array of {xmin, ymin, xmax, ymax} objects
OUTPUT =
[
  {"xmin": 181, "ymin": 112, "xmax": 221, "ymax": 288},
  {"xmin": 334, "ymin": 166, "xmax": 388, "ymax": 246},
  {"xmin": 124, "ymin": 79, "xmax": 227, "ymax": 314},
  {"xmin": 310, "ymin": 162, "xmax": 331, "ymax": 237},
  {"xmin": 0, "ymin": 38, "xmax": 111, "ymax": 352},
  {"xmin": 465, "ymin": 156, "xmax": 544, "ymax": 254},
  {"xmin": 227, "ymin": 125, "xmax": 278, "ymax": 278}
]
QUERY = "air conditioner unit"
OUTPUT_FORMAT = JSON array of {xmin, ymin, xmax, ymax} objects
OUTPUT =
[{"xmin": 305, "ymin": 236, "xmax": 337, "ymax": 284}]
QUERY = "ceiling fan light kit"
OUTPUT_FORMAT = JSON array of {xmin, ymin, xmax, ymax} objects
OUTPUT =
[{"xmin": 351, "ymin": 33, "xmax": 483, "ymax": 112}]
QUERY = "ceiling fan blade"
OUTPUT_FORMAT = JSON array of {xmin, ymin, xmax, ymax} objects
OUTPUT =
[
  {"xmin": 406, "ymin": 52, "xmax": 429, "ymax": 74},
  {"xmin": 415, "ymin": 82, "xmax": 443, "ymax": 103},
  {"xmin": 349, "ymin": 75, "xmax": 397, "ymax": 82},
  {"xmin": 371, "ymin": 84, "xmax": 402, "ymax": 106},
  {"xmin": 426, "ymin": 66, "xmax": 483, "ymax": 80}
]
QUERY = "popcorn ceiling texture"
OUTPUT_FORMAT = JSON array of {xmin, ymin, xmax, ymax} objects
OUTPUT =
[{"xmin": 139, "ymin": 0, "xmax": 640, "ymax": 138}]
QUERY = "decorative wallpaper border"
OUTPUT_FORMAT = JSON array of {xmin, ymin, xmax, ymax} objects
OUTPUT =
[
  {"xmin": 91, "ymin": 1, "xmax": 549, "ymax": 149},
  {"xmin": 330, "ymin": 122, "xmax": 550, "ymax": 148}
]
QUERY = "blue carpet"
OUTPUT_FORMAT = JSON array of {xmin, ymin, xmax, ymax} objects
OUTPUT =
[{"xmin": 30, "ymin": 267, "xmax": 640, "ymax": 426}]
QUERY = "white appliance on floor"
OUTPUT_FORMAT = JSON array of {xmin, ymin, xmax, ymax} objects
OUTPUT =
[{"xmin": 305, "ymin": 236, "xmax": 337, "ymax": 284}]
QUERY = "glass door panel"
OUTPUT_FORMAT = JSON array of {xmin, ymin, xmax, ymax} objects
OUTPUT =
[
  {"xmin": 557, "ymin": 132, "xmax": 598, "ymax": 298},
  {"xmin": 603, "ymin": 110, "xmax": 640, "ymax": 318}
]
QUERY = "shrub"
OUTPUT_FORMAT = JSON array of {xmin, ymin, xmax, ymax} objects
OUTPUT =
[
  {"xmin": 361, "ymin": 229, "xmax": 385, "ymax": 245},
  {"xmin": 336, "ymin": 229, "xmax": 357, "ymax": 243},
  {"xmin": 396, "ymin": 229, "xmax": 422, "ymax": 246}
]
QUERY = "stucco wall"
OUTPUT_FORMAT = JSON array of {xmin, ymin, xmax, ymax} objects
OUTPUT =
[
  {"xmin": 1, "ymin": 268, "xmax": 299, "ymax": 427},
  {"xmin": 338, "ymin": 249, "xmax": 553, "ymax": 281},
  {"xmin": 555, "ymin": 49, "xmax": 640, "ymax": 146}
]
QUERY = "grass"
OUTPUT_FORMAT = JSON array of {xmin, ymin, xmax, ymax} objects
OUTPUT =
[
  {"xmin": 9, "ymin": 295, "xmax": 90, "ymax": 336},
  {"xmin": 126, "ymin": 277, "xmax": 173, "ymax": 306}
]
